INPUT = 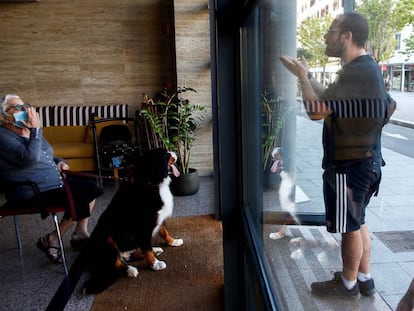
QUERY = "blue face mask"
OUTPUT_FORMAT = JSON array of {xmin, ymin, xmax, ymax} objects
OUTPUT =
[{"xmin": 13, "ymin": 111, "xmax": 28, "ymax": 128}]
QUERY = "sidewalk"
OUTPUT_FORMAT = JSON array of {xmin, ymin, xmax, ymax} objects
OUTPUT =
[{"xmin": 296, "ymin": 108, "xmax": 414, "ymax": 310}]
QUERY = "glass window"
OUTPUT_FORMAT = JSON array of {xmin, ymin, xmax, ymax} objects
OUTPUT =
[
  {"xmin": 239, "ymin": 0, "xmax": 315, "ymax": 308},
  {"xmin": 395, "ymin": 33, "xmax": 401, "ymax": 50},
  {"xmin": 238, "ymin": 0, "xmax": 339, "ymax": 308},
  {"xmin": 227, "ymin": 0, "xmax": 396, "ymax": 309}
]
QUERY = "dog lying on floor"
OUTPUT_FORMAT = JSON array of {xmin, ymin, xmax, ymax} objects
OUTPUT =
[{"xmin": 82, "ymin": 148, "xmax": 183, "ymax": 294}]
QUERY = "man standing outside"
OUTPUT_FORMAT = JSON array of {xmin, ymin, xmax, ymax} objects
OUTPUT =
[{"xmin": 280, "ymin": 12, "xmax": 396, "ymax": 299}]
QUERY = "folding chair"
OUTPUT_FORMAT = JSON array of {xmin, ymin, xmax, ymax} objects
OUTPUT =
[
  {"xmin": 0, "ymin": 172, "xmax": 76, "ymax": 276},
  {"xmin": 90, "ymin": 111, "xmax": 141, "ymax": 186}
]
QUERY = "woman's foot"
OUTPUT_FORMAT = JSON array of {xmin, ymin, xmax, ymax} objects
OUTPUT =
[
  {"xmin": 70, "ymin": 232, "xmax": 89, "ymax": 249},
  {"xmin": 36, "ymin": 234, "xmax": 61, "ymax": 263}
]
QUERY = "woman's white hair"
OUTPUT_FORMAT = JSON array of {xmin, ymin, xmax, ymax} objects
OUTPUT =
[{"xmin": 0, "ymin": 94, "xmax": 21, "ymax": 115}]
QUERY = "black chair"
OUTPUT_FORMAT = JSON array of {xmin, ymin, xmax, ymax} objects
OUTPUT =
[
  {"xmin": 90, "ymin": 111, "xmax": 142, "ymax": 186},
  {"xmin": 0, "ymin": 172, "xmax": 76, "ymax": 276}
]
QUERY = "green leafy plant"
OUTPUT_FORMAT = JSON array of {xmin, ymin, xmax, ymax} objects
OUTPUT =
[
  {"xmin": 262, "ymin": 91, "xmax": 291, "ymax": 171},
  {"xmin": 141, "ymin": 87, "xmax": 207, "ymax": 175}
]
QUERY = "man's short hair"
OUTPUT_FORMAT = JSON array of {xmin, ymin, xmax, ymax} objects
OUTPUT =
[{"xmin": 338, "ymin": 12, "xmax": 369, "ymax": 48}]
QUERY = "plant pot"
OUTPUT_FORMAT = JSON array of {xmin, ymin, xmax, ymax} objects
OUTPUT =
[{"xmin": 171, "ymin": 168, "xmax": 200, "ymax": 196}]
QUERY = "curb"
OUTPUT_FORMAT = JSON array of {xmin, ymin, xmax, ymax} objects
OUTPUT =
[{"xmin": 389, "ymin": 118, "xmax": 414, "ymax": 129}]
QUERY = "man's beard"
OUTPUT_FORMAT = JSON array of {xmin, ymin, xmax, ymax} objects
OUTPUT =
[{"xmin": 325, "ymin": 38, "xmax": 345, "ymax": 58}]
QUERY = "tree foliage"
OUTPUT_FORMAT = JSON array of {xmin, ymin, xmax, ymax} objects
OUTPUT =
[
  {"xmin": 393, "ymin": 0, "xmax": 414, "ymax": 28},
  {"xmin": 297, "ymin": 15, "xmax": 333, "ymax": 69},
  {"xmin": 395, "ymin": 0, "xmax": 414, "ymax": 58},
  {"xmin": 356, "ymin": 0, "xmax": 413, "ymax": 62},
  {"xmin": 402, "ymin": 32, "xmax": 414, "ymax": 60}
]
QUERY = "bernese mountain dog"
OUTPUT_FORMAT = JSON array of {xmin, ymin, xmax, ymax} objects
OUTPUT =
[{"xmin": 83, "ymin": 148, "xmax": 183, "ymax": 294}]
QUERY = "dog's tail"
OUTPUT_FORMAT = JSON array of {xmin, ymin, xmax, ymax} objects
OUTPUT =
[
  {"xmin": 83, "ymin": 272, "xmax": 120, "ymax": 294},
  {"xmin": 83, "ymin": 254, "xmax": 125, "ymax": 294},
  {"xmin": 82, "ymin": 239, "xmax": 126, "ymax": 294}
]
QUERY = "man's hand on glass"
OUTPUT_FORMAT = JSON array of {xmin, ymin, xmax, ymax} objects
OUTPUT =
[{"xmin": 279, "ymin": 54, "xmax": 309, "ymax": 82}]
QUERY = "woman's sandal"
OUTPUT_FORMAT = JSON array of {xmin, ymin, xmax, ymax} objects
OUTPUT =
[{"xmin": 36, "ymin": 234, "xmax": 62, "ymax": 263}]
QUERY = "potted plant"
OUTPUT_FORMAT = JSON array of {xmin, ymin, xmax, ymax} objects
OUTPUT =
[
  {"xmin": 262, "ymin": 91, "xmax": 292, "ymax": 189},
  {"xmin": 140, "ymin": 86, "xmax": 207, "ymax": 195}
]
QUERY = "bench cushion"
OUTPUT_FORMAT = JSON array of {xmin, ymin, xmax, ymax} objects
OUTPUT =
[{"xmin": 52, "ymin": 142, "xmax": 94, "ymax": 159}]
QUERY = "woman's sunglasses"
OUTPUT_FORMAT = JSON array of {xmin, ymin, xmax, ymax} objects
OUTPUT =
[{"xmin": 6, "ymin": 103, "xmax": 31, "ymax": 112}]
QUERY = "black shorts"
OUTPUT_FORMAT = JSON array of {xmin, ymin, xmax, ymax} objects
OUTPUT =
[{"xmin": 323, "ymin": 157, "xmax": 381, "ymax": 233}]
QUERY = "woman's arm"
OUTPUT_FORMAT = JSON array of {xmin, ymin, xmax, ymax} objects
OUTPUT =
[{"xmin": 0, "ymin": 128, "xmax": 43, "ymax": 166}]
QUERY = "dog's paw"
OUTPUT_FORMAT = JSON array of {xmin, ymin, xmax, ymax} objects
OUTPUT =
[
  {"xmin": 152, "ymin": 247, "xmax": 164, "ymax": 256},
  {"xmin": 269, "ymin": 232, "xmax": 284, "ymax": 240},
  {"xmin": 289, "ymin": 237, "xmax": 302, "ymax": 244},
  {"xmin": 290, "ymin": 249, "xmax": 303, "ymax": 260},
  {"xmin": 126, "ymin": 265, "xmax": 139, "ymax": 278},
  {"xmin": 169, "ymin": 238, "xmax": 184, "ymax": 247},
  {"xmin": 120, "ymin": 250, "xmax": 135, "ymax": 261},
  {"xmin": 150, "ymin": 259, "xmax": 167, "ymax": 271}
]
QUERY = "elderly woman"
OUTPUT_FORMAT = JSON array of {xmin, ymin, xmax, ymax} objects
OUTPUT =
[{"xmin": 0, "ymin": 94, "xmax": 103, "ymax": 263}]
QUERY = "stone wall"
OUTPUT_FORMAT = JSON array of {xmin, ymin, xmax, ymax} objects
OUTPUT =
[{"xmin": 174, "ymin": 0, "xmax": 213, "ymax": 175}]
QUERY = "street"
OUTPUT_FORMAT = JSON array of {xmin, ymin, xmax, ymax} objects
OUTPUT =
[
  {"xmin": 383, "ymin": 91, "xmax": 414, "ymax": 158},
  {"xmin": 389, "ymin": 91, "xmax": 414, "ymax": 127},
  {"xmin": 383, "ymin": 123, "xmax": 414, "ymax": 158}
]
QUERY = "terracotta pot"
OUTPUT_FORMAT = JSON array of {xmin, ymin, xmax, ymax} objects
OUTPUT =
[{"xmin": 171, "ymin": 168, "xmax": 200, "ymax": 196}]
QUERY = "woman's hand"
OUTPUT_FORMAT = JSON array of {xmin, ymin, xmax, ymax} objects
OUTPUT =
[
  {"xmin": 21, "ymin": 107, "xmax": 41, "ymax": 129},
  {"xmin": 57, "ymin": 161, "xmax": 70, "ymax": 172}
]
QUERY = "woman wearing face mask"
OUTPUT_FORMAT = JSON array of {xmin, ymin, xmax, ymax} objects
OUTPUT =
[{"xmin": 0, "ymin": 94, "xmax": 103, "ymax": 263}]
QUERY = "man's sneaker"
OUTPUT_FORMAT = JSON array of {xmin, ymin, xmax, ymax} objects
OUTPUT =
[
  {"xmin": 334, "ymin": 271, "xmax": 376, "ymax": 296},
  {"xmin": 311, "ymin": 272, "xmax": 361, "ymax": 300},
  {"xmin": 358, "ymin": 278, "xmax": 376, "ymax": 296}
]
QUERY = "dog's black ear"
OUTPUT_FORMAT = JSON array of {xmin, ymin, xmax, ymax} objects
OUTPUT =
[{"xmin": 133, "ymin": 148, "xmax": 169, "ymax": 184}]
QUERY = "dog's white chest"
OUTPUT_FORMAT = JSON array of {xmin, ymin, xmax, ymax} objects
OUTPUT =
[{"xmin": 153, "ymin": 177, "xmax": 174, "ymax": 236}]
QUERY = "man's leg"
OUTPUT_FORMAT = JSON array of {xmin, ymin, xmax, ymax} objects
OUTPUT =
[
  {"xmin": 359, "ymin": 224, "xmax": 371, "ymax": 274},
  {"xmin": 311, "ymin": 171, "xmax": 362, "ymax": 299},
  {"xmin": 341, "ymin": 229, "xmax": 363, "ymax": 282},
  {"xmin": 357, "ymin": 224, "xmax": 376, "ymax": 296}
]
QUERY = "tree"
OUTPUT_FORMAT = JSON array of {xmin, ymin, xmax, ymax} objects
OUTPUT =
[
  {"xmin": 393, "ymin": 0, "xmax": 414, "ymax": 28},
  {"xmin": 297, "ymin": 15, "xmax": 333, "ymax": 67},
  {"xmin": 402, "ymin": 33, "xmax": 414, "ymax": 60},
  {"xmin": 297, "ymin": 15, "xmax": 333, "ymax": 81},
  {"xmin": 395, "ymin": 0, "xmax": 414, "ymax": 58},
  {"xmin": 356, "ymin": 0, "xmax": 414, "ymax": 62},
  {"xmin": 297, "ymin": 47, "xmax": 313, "ymax": 61}
]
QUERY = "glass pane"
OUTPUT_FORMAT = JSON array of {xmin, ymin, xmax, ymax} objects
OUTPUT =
[
  {"xmin": 239, "ymin": 0, "xmax": 328, "ymax": 308},
  {"xmin": 239, "ymin": 1, "xmax": 408, "ymax": 309}
]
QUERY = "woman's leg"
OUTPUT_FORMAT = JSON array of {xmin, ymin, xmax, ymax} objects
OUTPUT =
[
  {"xmin": 41, "ymin": 217, "xmax": 74, "ymax": 258},
  {"xmin": 72, "ymin": 199, "xmax": 96, "ymax": 238},
  {"xmin": 44, "ymin": 200, "xmax": 96, "ymax": 254}
]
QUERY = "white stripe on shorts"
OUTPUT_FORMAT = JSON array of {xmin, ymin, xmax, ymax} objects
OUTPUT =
[{"xmin": 335, "ymin": 173, "xmax": 347, "ymax": 232}]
